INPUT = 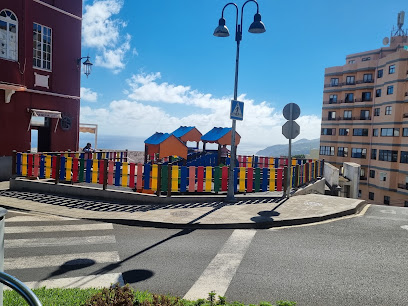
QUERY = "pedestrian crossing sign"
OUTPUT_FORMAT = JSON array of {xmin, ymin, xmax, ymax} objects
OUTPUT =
[{"xmin": 230, "ymin": 100, "xmax": 244, "ymax": 120}]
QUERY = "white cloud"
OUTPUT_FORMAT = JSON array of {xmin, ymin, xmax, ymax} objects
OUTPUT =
[
  {"xmin": 81, "ymin": 72, "xmax": 321, "ymax": 154},
  {"xmin": 80, "ymin": 87, "xmax": 98, "ymax": 102},
  {"xmin": 82, "ymin": 0, "xmax": 133, "ymax": 73}
]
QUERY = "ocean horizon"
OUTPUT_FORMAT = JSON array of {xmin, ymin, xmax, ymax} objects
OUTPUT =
[{"xmin": 79, "ymin": 134, "xmax": 260, "ymax": 155}]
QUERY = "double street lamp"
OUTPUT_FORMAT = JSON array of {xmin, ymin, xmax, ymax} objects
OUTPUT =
[{"xmin": 213, "ymin": 0, "xmax": 266, "ymax": 202}]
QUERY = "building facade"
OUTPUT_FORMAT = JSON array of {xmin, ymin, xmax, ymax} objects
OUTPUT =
[
  {"xmin": 320, "ymin": 28, "xmax": 408, "ymax": 206},
  {"xmin": 0, "ymin": 0, "xmax": 82, "ymax": 162}
]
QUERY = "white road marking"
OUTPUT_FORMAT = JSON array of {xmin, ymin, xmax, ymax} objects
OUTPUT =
[
  {"xmin": 183, "ymin": 229, "xmax": 256, "ymax": 300},
  {"xmin": 366, "ymin": 216, "xmax": 408, "ymax": 221},
  {"xmin": 7, "ymin": 215, "xmax": 79, "ymax": 222},
  {"xmin": 4, "ymin": 273, "xmax": 124, "ymax": 290},
  {"xmin": 5, "ymin": 251, "xmax": 120, "ymax": 270},
  {"xmin": 401, "ymin": 225, "xmax": 408, "ymax": 231},
  {"xmin": 380, "ymin": 209, "xmax": 396, "ymax": 214},
  {"xmin": 6, "ymin": 235, "xmax": 116, "ymax": 248},
  {"xmin": 5, "ymin": 223, "xmax": 113, "ymax": 234}
]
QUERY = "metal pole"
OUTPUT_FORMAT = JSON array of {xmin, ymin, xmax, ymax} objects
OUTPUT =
[
  {"xmin": 226, "ymin": 28, "xmax": 241, "ymax": 202},
  {"xmin": 286, "ymin": 103, "xmax": 293, "ymax": 198}
]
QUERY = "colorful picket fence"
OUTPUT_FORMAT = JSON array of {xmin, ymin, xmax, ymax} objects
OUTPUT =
[
  {"xmin": 236, "ymin": 155, "xmax": 313, "ymax": 168},
  {"xmin": 14, "ymin": 152, "xmax": 324, "ymax": 195},
  {"xmin": 32, "ymin": 150, "xmax": 128, "ymax": 162}
]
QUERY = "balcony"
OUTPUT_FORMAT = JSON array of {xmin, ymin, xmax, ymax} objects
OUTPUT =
[
  {"xmin": 403, "ymin": 113, "xmax": 408, "ymax": 119},
  {"xmin": 356, "ymin": 79, "xmax": 374, "ymax": 84},
  {"xmin": 355, "ymin": 98, "xmax": 373, "ymax": 102},
  {"xmin": 398, "ymin": 183, "xmax": 408, "ymax": 190},
  {"xmin": 323, "ymin": 100, "xmax": 338, "ymax": 104}
]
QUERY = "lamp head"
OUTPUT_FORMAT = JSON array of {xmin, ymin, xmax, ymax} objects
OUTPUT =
[
  {"xmin": 82, "ymin": 56, "xmax": 93, "ymax": 78},
  {"xmin": 248, "ymin": 13, "xmax": 266, "ymax": 33},
  {"xmin": 213, "ymin": 17, "xmax": 230, "ymax": 37}
]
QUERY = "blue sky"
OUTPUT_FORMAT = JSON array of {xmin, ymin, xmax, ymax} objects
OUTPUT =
[{"xmin": 79, "ymin": 0, "xmax": 408, "ymax": 154}]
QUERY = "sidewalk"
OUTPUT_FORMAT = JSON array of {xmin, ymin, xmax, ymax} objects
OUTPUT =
[{"xmin": 0, "ymin": 180, "xmax": 366, "ymax": 229}]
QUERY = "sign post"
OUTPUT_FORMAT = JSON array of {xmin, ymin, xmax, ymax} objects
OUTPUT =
[{"xmin": 282, "ymin": 103, "xmax": 301, "ymax": 198}]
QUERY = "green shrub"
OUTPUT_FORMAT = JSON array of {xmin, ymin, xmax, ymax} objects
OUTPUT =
[
  {"xmin": 83, "ymin": 283, "xmax": 134, "ymax": 306},
  {"xmin": 275, "ymin": 301, "xmax": 296, "ymax": 306}
]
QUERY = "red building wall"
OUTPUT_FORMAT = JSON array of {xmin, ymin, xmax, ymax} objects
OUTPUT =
[{"xmin": 0, "ymin": 0, "xmax": 82, "ymax": 156}]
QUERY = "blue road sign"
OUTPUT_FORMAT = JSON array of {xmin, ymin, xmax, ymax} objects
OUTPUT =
[{"xmin": 230, "ymin": 100, "xmax": 244, "ymax": 120}]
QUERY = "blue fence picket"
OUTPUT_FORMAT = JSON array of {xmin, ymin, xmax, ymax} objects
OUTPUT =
[
  {"xmin": 60, "ymin": 157, "xmax": 66, "ymax": 181},
  {"xmin": 180, "ymin": 166, "xmax": 187, "ymax": 192},
  {"xmin": 114, "ymin": 162, "xmax": 121, "ymax": 186},
  {"xmin": 39, "ymin": 155, "xmax": 45, "ymax": 178},
  {"xmin": 262, "ymin": 168, "xmax": 268, "ymax": 191},
  {"xmin": 16, "ymin": 153, "xmax": 22, "ymax": 175},
  {"xmin": 85, "ymin": 159, "xmax": 92, "ymax": 183},
  {"xmin": 144, "ymin": 163, "xmax": 151, "ymax": 189}
]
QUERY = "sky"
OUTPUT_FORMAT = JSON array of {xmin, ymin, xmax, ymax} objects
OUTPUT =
[{"xmin": 79, "ymin": 0, "xmax": 408, "ymax": 154}]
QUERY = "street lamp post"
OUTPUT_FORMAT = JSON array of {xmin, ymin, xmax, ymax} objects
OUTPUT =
[{"xmin": 213, "ymin": 0, "xmax": 266, "ymax": 202}]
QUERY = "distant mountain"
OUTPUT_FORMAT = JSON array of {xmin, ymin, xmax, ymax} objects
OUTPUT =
[{"xmin": 256, "ymin": 138, "xmax": 320, "ymax": 157}]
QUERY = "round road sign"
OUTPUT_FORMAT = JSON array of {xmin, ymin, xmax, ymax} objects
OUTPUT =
[{"xmin": 283, "ymin": 103, "xmax": 301, "ymax": 121}]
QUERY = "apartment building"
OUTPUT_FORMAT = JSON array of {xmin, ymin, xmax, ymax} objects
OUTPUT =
[
  {"xmin": 320, "ymin": 21, "xmax": 408, "ymax": 206},
  {"xmin": 0, "ymin": 0, "xmax": 83, "ymax": 179}
]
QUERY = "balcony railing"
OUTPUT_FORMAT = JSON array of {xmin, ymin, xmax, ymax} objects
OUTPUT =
[
  {"xmin": 323, "ymin": 116, "xmax": 372, "ymax": 121},
  {"xmin": 403, "ymin": 113, "xmax": 408, "ymax": 118},
  {"xmin": 398, "ymin": 183, "xmax": 408, "ymax": 190},
  {"xmin": 360, "ymin": 177, "xmax": 368, "ymax": 181},
  {"xmin": 324, "ymin": 81, "xmax": 375, "ymax": 88},
  {"xmin": 355, "ymin": 98, "xmax": 373, "ymax": 102}
]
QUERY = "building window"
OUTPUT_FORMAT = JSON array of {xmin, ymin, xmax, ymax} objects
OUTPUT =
[
  {"xmin": 351, "ymin": 148, "xmax": 367, "ymax": 158},
  {"xmin": 387, "ymin": 85, "xmax": 393, "ymax": 95},
  {"xmin": 375, "ymin": 89, "xmax": 381, "ymax": 97},
  {"xmin": 380, "ymin": 172, "xmax": 387, "ymax": 181},
  {"xmin": 344, "ymin": 110, "xmax": 352, "ymax": 119},
  {"xmin": 384, "ymin": 196, "xmax": 390, "ymax": 205},
  {"xmin": 33, "ymin": 23, "xmax": 52, "ymax": 70},
  {"xmin": 389, "ymin": 65, "xmax": 395, "ymax": 74},
  {"xmin": 385, "ymin": 106, "xmax": 392, "ymax": 115},
  {"xmin": 405, "ymin": 201, "xmax": 408, "ymax": 207},
  {"xmin": 358, "ymin": 190, "xmax": 362, "ymax": 197},
  {"xmin": 330, "ymin": 78, "xmax": 339, "ymax": 86},
  {"xmin": 369, "ymin": 170, "xmax": 375, "ymax": 178},
  {"xmin": 348, "ymin": 60, "xmax": 355, "ymax": 64},
  {"xmin": 360, "ymin": 110, "xmax": 370, "ymax": 120},
  {"xmin": 403, "ymin": 128, "xmax": 408, "ymax": 136},
  {"xmin": 360, "ymin": 168, "xmax": 366, "ymax": 180},
  {"xmin": 339, "ymin": 128, "xmax": 349, "ymax": 136},
  {"xmin": 400, "ymin": 151, "xmax": 408, "ymax": 164},
  {"xmin": 381, "ymin": 128, "xmax": 399, "ymax": 137},
  {"xmin": 337, "ymin": 147, "xmax": 348, "ymax": 157},
  {"xmin": 379, "ymin": 150, "xmax": 398, "ymax": 162},
  {"xmin": 321, "ymin": 128, "xmax": 336, "ymax": 135},
  {"xmin": 374, "ymin": 108, "xmax": 380, "ymax": 116},
  {"xmin": 362, "ymin": 57, "xmax": 371, "ymax": 61},
  {"xmin": 345, "ymin": 93, "xmax": 354, "ymax": 102},
  {"xmin": 369, "ymin": 192, "xmax": 374, "ymax": 200},
  {"xmin": 328, "ymin": 111, "xmax": 336, "ymax": 120},
  {"xmin": 0, "ymin": 9, "xmax": 18, "ymax": 61},
  {"xmin": 371, "ymin": 149, "xmax": 377, "ymax": 159},
  {"xmin": 377, "ymin": 69, "xmax": 383, "ymax": 78},
  {"xmin": 320, "ymin": 146, "xmax": 334, "ymax": 156},
  {"xmin": 373, "ymin": 129, "xmax": 378, "ymax": 136},
  {"xmin": 329, "ymin": 94, "xmax": 337, "ymax": 103},
  {"xmin": 346, "ymin": 76, "xmax": 355, "ymax": 85},
  {"xmin": 363, "ymin": 74, "xmax": 373, "ymax": 82},
  {"xmin": 362, "ymin": 92, "xmax": 372, "ymax": 101},
  {"xmin": 353, "ymin": 128, "xmax": 368, "ymax": 136}
]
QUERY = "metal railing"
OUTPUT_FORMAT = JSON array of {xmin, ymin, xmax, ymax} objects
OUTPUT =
[{"xmin": 0, "ymin": 271, "xmax": 42, "ymax": 305}]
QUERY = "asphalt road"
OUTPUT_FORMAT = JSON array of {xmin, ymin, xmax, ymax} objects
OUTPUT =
[{"xmin": 3, "ymin": 204, "xmax": 408, "ymax": 306}]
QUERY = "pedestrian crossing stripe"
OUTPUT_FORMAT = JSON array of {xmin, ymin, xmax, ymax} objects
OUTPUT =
[{"xmin": 230, "ymin": 100, "xmax": 244, "ymax": 120}]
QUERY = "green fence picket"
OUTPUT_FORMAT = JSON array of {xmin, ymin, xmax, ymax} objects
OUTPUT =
[
  {"xmin": 161, "ymin": 165, "xmax": 168, "ymax": 192},
  {"xmin": 78, "ymin": 159, "xmax": 85, "ymax": 182},
  {"xmin": 214, "ymin": 166, "xmax": 220, "ymax": 193}
]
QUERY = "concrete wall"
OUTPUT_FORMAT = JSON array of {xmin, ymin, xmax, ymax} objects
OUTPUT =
[
  {"xmin": 343, "ymin": 162, "xmax": 360, "ymax": 199},
  {"xmin": 0, "ymin": 157, "xmax": 11, "ymax": 181},
  {"xmin": 323, "ymin": 162, "xmax": 339, "ymax": 187}
]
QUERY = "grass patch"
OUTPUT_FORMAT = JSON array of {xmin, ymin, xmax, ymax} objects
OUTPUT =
[{"xmin": 3, "ymin": 286, "xmax": 296, "ymax": 306}]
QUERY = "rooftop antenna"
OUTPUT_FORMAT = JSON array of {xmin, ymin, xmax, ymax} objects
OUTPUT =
[{"xmin": 392, "ymin": 11, "xmax": 406, "ymax": 36}]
